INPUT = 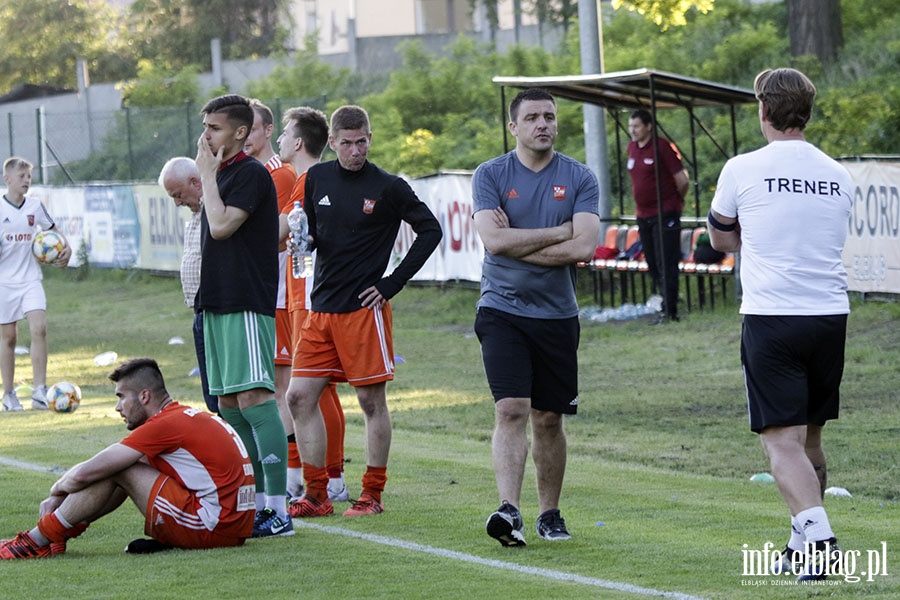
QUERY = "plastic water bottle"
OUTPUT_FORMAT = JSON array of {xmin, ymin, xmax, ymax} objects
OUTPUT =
[{"xmin": 287, "ymin": 201, "xmax": 313, "ymax": 278}]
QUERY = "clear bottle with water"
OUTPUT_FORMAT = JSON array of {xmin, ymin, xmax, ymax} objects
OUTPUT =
[{"xmin": 287, "ymin": 201, "xmax": 313, "ymax": 278}]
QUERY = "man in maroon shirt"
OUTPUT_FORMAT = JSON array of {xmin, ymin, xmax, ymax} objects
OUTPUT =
[{"xmin": 627, "ymin": 109, "xmax": 690, "ymax": 323}]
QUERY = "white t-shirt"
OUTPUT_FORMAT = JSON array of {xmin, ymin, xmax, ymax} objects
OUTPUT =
[
  {"xmin": 711, "ymin": 140, "xmax": 852, "ymax": 315},
  {"xmin": 0, "ymin": 195, "xmax": 55, "ymax": 284}
]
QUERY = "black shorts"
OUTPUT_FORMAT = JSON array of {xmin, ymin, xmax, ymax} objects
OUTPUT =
[
  {"xmin": 741, "ymin": 314, "xmax": 847, "ymax": 433},
  {"xmin": 474, "ymin": 306, "xmax": 580, "ymax": 414}
]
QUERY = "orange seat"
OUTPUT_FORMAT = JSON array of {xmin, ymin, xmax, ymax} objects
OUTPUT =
[
  {"xmin": 603, "ymin": 224, "xmax": 619, "ymax": 249},
  {"xmin": 624, "ymin": 225, "xmax": 640, "ymax": 251}
]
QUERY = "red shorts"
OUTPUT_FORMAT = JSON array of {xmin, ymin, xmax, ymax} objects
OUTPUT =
[
  {"xmin": 274, "ymin": 308, "xmax": 293, "ymax": 366},
  {"xmin": 145, "ymin": 475, "xmax": 252, "ymax": 549},
  {"xmin": 292, "ymin": 305, "xmax": 394, "ymax": 386}
]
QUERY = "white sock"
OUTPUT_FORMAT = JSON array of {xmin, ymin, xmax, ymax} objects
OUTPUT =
[
  {"xmin": 266, "ymin": 494, "xmax": 288, "ymax": 518},
  {"xmin": 256, "ymin": 492, "xmax": 266, "ymax": 512},
  {"xmin": 788, "ymin": 516, "xmax": 805, "ymax": 551},
  {"xmin": 795, "ymin": 506, "xmax": 835, "ymax": 543}
]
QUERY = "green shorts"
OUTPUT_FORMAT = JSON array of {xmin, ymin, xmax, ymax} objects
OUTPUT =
[{"xmin": 203, "ymin": 311, "xmax": 276, "ymax": 396}]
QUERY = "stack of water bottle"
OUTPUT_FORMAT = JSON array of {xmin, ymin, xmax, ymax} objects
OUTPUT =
[
  {"xmin": 579, "ymin": 295, "xmax": 663, "ymax": 323},
  {"xmin": 287, "ymin": 200, "xmax": 313, "ymax": 279}
]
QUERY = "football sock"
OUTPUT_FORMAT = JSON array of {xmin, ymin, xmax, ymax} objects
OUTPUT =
[
  {"xmin": 795, "ymin": 506, "xmax": 835, "ymax": 543},
  {"xmin": 303, "ymin": 464, "xmax": 328, "ymax": 503},
  {"xmin": 321, "ymin": 383, "xmax": 346, "ymax": 472},
  {"xmin": 220, "ymin": 407, "xmax": 263, "ymax": 494},
  {"xmin": 788, "ymin": 516, "xmax": 805, "ymax": 551},
  {"xmin": 361, "ymin": 466, "xmax": 388, "ymax": 502},
  {"xmin": 287, "ymin": 437, "xmax": 302, "ymax": 469},
  {"xmin": 36, "ymin": 512, "xmax": 88, "ymax": 545},
  {"xmin": 267, "ymin": 494, "xmax": 288, "ymax": 518},
  {"xmin": 242, "ymin": 400, "xmax": 288, "ymax": 500}
]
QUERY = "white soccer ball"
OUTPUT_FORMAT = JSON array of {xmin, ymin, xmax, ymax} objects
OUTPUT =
[
  {"xmin": 32, "ymin": 230, "xmax": 66, "ymax": 264},
  {"xmin": 48, "ymin": 381, "xmax": 82, "ymax": 413}
]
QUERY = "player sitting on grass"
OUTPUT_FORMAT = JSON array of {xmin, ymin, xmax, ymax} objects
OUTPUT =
[{"xmin": 0, "ymin": 358, "xmax": 255, "ymax": 559}]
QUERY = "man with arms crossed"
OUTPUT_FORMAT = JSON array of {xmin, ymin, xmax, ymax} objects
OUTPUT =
[
  {"xmin": 286, "ymin": 105, "xmax": 442, "ymax": 518},
  {"xmin": 473, "ymin": 88, "xmax": 600, "ymax": 546},
  {"xmin": 708, "ymin": 68, "xmax": 852, "ymax": 581},
  {"xmin": 0, "ymin": 358, "xmax": 254, "ymax": 559}
]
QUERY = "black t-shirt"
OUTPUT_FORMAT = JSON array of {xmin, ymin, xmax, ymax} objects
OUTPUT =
[
  {"xmin": 198, "ymin": 154, "xmax": 278, "ymax": 316},
  {"xmin": 304, "ymin": 160, "xmax": 442, "ymax": 313}
]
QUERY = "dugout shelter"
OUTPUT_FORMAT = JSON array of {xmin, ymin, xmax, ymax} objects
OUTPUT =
[
  {"xmin": 493, "ymin": 68, "xmax": 758, "ymax": 218},
  {"xmin": 493, "ymin": 69, "xmax": 759, "ymax": 309}
]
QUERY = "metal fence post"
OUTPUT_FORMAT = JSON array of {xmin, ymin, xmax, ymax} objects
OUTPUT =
[
  {"xmin": 35, "ymin": 107, "xmax": 43, "ymax": 184},
  {"xmin": 125, "ymin": 106, "xmax": 135, "ymax": 180}
]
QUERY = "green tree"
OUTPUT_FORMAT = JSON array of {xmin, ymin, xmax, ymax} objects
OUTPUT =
[
  {"xmin": 611, "ymin": 0, "xmax": 715, "ymax": 30},
  {"xmin": 126, "ymin": 0, "xmax": 291, "ymax": 71},
  {"xmin": 0, "ymin": 0, "xmax": 133, "ymax": 92},
  {"xmin": 121, "ymin": 61, "xmax": 202, "ymax": 107}
]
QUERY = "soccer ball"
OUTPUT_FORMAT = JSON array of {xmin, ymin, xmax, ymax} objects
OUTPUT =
[
  {"xmin": 47, "ymin": 382, "xmax": 82, "ymax": 413},
  {"xmin": 32, "ymin": 230, "xmax": 66, "ymax": 264}
]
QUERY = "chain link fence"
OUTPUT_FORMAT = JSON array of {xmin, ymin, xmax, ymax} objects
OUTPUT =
[{"xmin": 3, "ymin": 96, "xmax": 327, "ymax": 184}]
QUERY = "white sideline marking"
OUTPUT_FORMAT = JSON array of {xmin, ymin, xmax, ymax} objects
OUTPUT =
[
  {"xmin": 0, "ymin": 456, "xmax": 66, "ymax": 474},
  {"xmin": 296, "ymin": 521, "xmax": 708, "ymax": 600},
  {"xmin": 3, "ymin": 457, "xmax": 706, "ymax": 599}
]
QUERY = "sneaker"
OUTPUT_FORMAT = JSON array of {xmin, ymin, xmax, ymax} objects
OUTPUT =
[
  {"xmin": 536, "ymin": 509, "xmax": 571, "ymax": 541},
  {"xmin": 286, "ymin": 468, "xmax": 304, "ymax": 499},
  {"xmin": 31, "ymin": 385, "xmax": 49, "ymax": 410},
  {"xmin": 770, "ymin": 545, "xmax": 804, "ymax": 575},
  {"xmin": 328, "ymin": 478, "xmax": 350, "ymax": 502},
  {"xmin": 288, "ymin": 495, "xmax": 334, "ymax": 518},
  {"xmin": 252, "ymin": 507, "xmax": 295, "ymax": 538},
  {"xmin": 343, "ymin": 493, "xmax": 384, "ymax": 517},
  {"xmin": 124, "ymin": 538, "xmax": 173, "ymax": 554},
  {"xmin": 0, "ymin": 532, "xmax": 52, "ymax": 559},
  {"xmin": 797, "ymin": 538, "xmax": 841, "ymax": 581},
  {"xmin": 2, "ymin": 391, "xmax": 24, "ymax": 412},
  {"xmin": 486, "ymin": 501, "xmax": 526, "ymax": 547}
]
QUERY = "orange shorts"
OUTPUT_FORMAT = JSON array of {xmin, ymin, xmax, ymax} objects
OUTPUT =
[
  {"xmin": 275, "ymin": 308, "xmax": 293, "ymax": 366},
  {"xmin": 145, "ymin": 475, "xmax": 252, "ymax": 549},
  {"xmin": 293, "ymin": 304, "xmax": 394, "ymax": 386},
  {"xmin": 290, "ymin": 307, "xmax": 310, "ymax": 359}
]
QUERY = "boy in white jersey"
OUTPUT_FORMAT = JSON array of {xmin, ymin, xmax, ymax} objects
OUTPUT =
[
  {"xmin": 1, "ymin": 157, "xmax": 71, "ymax": 411},
  {"xmin": 708, "ymin": 68, "xmax": 853, "ymax": 582}
]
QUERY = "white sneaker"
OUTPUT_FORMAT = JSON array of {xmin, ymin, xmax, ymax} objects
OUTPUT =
[
  {"xmin": 31, "ymin": 385, "xmax": 49, "ymax": 410},
  {"xmin": 327, "ymin": 476, "xmax": 350, "ymax": 502},
  {"xmin": 2, "ymin": 391, "xmax": 24, "ymax": 412},
  {"xmin": 286, "ymin": 467, "xmax": 304, "ymax": 499}
]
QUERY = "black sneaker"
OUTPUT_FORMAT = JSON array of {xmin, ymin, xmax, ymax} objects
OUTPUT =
[
  {"xmin": 252, "ymin": 507, "xmax": 295, "ymax": 538},
  {"xmin": 536, "ymin": 509, "xmax": 571, "ymax": 541},
  {"xmin": 770, "ymin": 545, "xmax": 804, "ymax": 575},
  {"xmin": 124, "ymin": 538, "xmax": 172, "ymax": 554},
  {"xmin": 486, "ymin": 501, "xmax": 526, "ymax": 547},
  {"xmin": 797, "ymin": 538, "xmax": 841, "ymax": 581}
]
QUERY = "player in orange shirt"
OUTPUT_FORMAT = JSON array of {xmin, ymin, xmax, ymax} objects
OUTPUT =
[
  {"xmin": 246, "ymin": 100, "xmax": 305, "ymax": 497},
  {"xmin": 276, "ymin": 106, "xmax": 350, "ymax": 505},
  {"xmin": 0, "ymin": 358, "xmax": 255, "ymax": 559}
]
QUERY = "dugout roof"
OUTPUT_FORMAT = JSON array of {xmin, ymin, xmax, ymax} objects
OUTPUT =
[
  {"xmin": 493, "ymin": 68, "xmax": 759, "ymax": 219},
  {"xmin": 492, "ymin": 68, "xmax": 757, "ymax": 111}
]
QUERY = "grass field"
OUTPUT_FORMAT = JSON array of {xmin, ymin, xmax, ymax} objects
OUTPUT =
[{"xmin": 1, "ymin": 267, "xmax": 897, "ymax": 599}]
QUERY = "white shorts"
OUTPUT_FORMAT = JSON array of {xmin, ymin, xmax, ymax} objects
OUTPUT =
[{"xmin": 0, "ymin": 280, "xmax": 46, "ymax": 324}]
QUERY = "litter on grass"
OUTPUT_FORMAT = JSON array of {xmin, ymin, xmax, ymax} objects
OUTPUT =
[
  {"xmin": 14, "ymin": 346, "xmax": 28, "ymax": 355},
  {"xmin": 750, "ymin": 472, "xmax": 775, "ymax": 483},
  {"xmin": 168, "ymin": 336, "xmax": 185, "ymax": 345},
  {"xmin": 824, "ymin": 486, "xmax": 852, "ymax": 498},
  {"xmin": 93, "ymin": 351, "xmax": 118, "ymax": 366}
]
